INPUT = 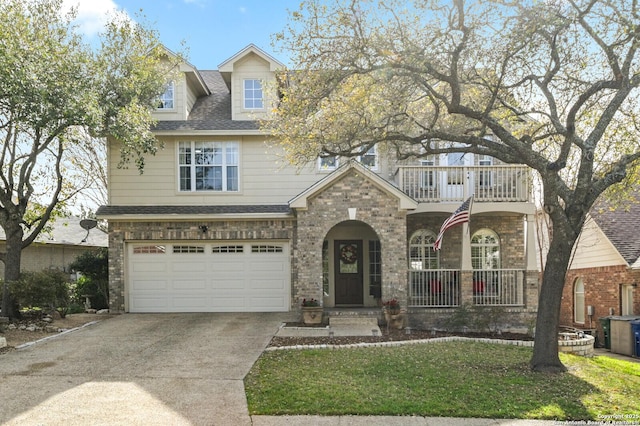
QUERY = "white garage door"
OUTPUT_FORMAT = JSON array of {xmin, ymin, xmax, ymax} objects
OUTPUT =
[{"xmin": 127, "ymin": 242, "xmax": 290, "ymax": 312}]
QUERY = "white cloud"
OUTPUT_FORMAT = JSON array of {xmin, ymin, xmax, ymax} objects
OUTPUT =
[{"xmin": 61, "ymin": 0, "xmax": 130, "ymax": 37}]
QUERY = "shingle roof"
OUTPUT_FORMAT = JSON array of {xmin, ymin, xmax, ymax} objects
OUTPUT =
[
  {"xmin": 152, "ymin": 71, "xmax": 260, "ymax": 132},
  {"xmin": 0, "ymin": 217, "xmax": 107, "ymax": 247},
  {"xmin": 96, "ymin": 205, "xmax": 292, "ymax": 217},
  {"xmin": 590, "ymin": 194, "xmax": 640, "ymax": 266}
]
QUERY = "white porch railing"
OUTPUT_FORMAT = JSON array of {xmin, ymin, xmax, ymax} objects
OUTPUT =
[
  {"xmin": 409, "ymin": 269, "xmax": 524, "ymax": 307},
  {"xmin": 472, "ymin": 269, "xmax": 524, "ymax": 306},
  {"xmin": 398, "ymin": 165, "xmax": 530, "ymax": 202},
  {"xmin": 409, "ymin": 269, "xmax": 460, "ymax": 307}
]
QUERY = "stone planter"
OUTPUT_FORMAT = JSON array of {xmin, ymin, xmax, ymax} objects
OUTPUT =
[
  {"xmin": 558, "ymin": 333, "xmax": 595, "ymax": 357},
  {"xmin": 384, "ymin": 309, "xmax": 405, "ymax": 330},
  {"xmin": 302, "ymin": 307, "xmax": 324, "ymax": 325}
]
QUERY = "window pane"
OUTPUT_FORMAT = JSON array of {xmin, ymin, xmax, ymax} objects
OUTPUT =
[
  {"xmin": 574, "ymin": 279, "xmax": 585, "ymax": 323},
  {"xmin": 244, "ymin": 79, "xmax": 263, "ymax": 109},
  {"xmin": 409, "ymin": 230, "xmax": 438, "ymax": 270},
  {"xmin": 179, "ymin": 166, "xmax": 191, "ymax": 191},
  {"xmin": 471, "ymin": 229, "xmax": 500, "ymax": 270},
  {"xmin": 158, "ymin": 82, "xmax": 174, "ymax": 109},
  {"xmin": 226, "ymin": 145, "xmax": 238, "ymax": 165},
  {"xmin": 195, "ymin": 166, "xmax": 217, "ymax": 190},
  {"xmin": 195, "ymin": 142, "xmax": 216, "ymax": 165},
  {"xmin": 319, "ymin": 156, "xmax": 338, "ymax": 170},
  {"xmin": 226, "ymin": 166, "xmax": 238, "ymax": 191},
  {"xmin": 179, "ymin": 142, "xmax": 191, "ymax": 165},
  {"xmin": 360, "ymin": 146, "xmax": 377, "ymax": 169}
]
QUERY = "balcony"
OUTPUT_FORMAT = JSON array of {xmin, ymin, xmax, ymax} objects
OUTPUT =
[{"xmin": 397, "ymin": 165, "xmax": 530, "ymax": 202}]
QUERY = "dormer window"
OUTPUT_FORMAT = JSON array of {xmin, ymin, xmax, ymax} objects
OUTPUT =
[
  {"xmin": 157, "ymin": 81, "xmax": 175, "ymax": 109},
  {"xmin": 244, "ymin": 79, "xmax": 263, "ymax": 109}
]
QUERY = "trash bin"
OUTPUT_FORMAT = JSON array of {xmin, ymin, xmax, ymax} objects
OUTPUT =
[
  {"xmin": 631, "ymin": 320, "xmax": 640, "ymax": 357},
  {"xmin": 599, "ymin": 317, "xmax": 611, "ymax": 349},
  {"xmin": 610, "ymin": 316, "xmax": 640, "ymax": 356}
]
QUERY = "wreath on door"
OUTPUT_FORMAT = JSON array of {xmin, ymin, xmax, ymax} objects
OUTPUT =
[{"xmin": 340, "ymin": 244, "xmax": 358, "ymax": 264}]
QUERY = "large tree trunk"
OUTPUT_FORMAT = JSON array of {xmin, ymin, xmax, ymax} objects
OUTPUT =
[
  {"xmin": 1, "ymin": 224, "xmax": 23, "ymax": 319},
  {"xmin": 530, "ymin": 217, "xmax": 577, "ymax": 373}
]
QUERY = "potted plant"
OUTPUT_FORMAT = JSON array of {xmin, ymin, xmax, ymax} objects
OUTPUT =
[
  {"xmin": 382, "ymin": 298, "xmax": 404, "ymax": 329},
  {"xmin": 301, "ymin": 298, "xmax": 323, "ymax": 325}
]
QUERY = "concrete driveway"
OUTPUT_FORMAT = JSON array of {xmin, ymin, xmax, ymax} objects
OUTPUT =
[{"xmin": 0, "ymin": 313, "xmax": 288, "ymax": 425}]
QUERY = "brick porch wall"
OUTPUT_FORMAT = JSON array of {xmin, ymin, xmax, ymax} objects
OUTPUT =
[
  {"xmin": 107, "ymin": 219, "xmax": 295, "ymax": 312},
  {"xmin": 562, "ymin": 265, "xmax": 640, "ymax": 342},
  {"xmin": 294, "ymin": 169, "xmax": 409, "ymax": 309}
]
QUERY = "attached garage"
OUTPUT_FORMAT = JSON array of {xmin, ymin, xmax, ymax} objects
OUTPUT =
[{"xmin": 127, "ymin": 241, "xmax": 290, "ymax": 312}]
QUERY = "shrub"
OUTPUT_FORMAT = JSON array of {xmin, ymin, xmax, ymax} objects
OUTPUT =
[
  {"xmin": 69, "ymin": 248, "xmax": 109, "ymax": 310},
  {"xmin": 10, "ymin": 270, "xmax": 74, "ymax": 317}
]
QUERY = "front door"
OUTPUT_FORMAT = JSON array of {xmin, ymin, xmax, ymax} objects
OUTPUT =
[
  {"xmin": 335, "ymin": 240, "xmax": 363, "ymax": 305},
  {"xmin": 441, "ymin": 151, "xmax": 471, "ymax": 200}
]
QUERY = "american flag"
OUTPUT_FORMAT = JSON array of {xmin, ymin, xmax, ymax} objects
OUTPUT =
[{"xmin": 433, "ymin": 196, "xmax": 473, "ymax": 251}]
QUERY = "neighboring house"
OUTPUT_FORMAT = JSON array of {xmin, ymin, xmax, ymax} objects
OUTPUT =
[
  {"xmin": 561, "ymin": 196, "xmax": 640, "ymax": 339},
  {"xmin": 0, "ymin": 217, "xmax": 108, "ymax": 277},
  {"xmin": 97, "ymin": 45, "xmax": 539, "ymax": 331}
]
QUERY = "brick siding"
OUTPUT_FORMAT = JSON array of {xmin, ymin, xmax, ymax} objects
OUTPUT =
[
  {"xmin": 562, "ymin": 265, "xmax": 640, "ymax": 344},
  {"xmin": 294, "ymin": 169, "xmax": 409, "ymax": 308}
]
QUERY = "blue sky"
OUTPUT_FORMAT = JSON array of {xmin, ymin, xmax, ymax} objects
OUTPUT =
[{"xmin": 62, "ymin": 0, "xmax": 302, "ymax": 69}]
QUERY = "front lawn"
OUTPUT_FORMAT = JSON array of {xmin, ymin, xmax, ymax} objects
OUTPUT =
[{"xmin": 244, "ymin": 342, "xmax": 640, "ymax": 420}]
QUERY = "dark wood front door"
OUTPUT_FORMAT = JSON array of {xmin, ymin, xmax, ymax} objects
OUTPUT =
[{"xmin": 335, "ymin": 240, "xmax": 363, "ymax": 305}]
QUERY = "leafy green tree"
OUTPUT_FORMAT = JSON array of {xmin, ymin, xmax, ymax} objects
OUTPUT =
[
  {"xmin": 0, "ymin": 0, "xmax": 179, "ymax": 318},
  {"xmin": 265, "ymin": 0, "xmax": 640, "ymax": 372},
  {"xmin": 69, "ymin": 248, "xmax": 109, "ymax": 310}
]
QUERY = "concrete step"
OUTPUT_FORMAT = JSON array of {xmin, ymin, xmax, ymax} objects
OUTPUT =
[{"xmin": 329, "ymin": 316, "xmax": 379, "ymax": 327}]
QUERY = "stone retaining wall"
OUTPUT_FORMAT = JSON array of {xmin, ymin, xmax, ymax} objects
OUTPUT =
[{"xmin": 558, "ymin": 334, "xmax": 595, "ymax": 357}]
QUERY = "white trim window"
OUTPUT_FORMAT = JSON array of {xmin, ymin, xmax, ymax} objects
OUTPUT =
[
  {"xmin": 157, "ymin": 81, "xmax": 174, "ymax": 109},
  {"xmin": 359, "ymin": 146, "xmax": 378, "ymax": 170},
  {"xmin": 471, "ymin": 229, "xmax": 500, "ymax": 270},
  {"xmin": 244, "ymin": 79, "xmax": 264, "ymax": 109},
  {"xmin": 409, "ymin": 229, "xmax": 439, "ymax": 270},
  {"xmin": 178, "ymin": 141, "xmax": 239, "ymax": 192},
  {"xmin": 318, "ymin": 155, "xmax": 339, "ymax": 171},
  {"xmin": 574, "ymin": 278, "xmax": 585, "ymax": 323}
]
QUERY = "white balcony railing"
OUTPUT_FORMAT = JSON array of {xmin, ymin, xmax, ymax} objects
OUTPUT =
[
  {"xmin": 409, "ymin": 269, "xmax": 524, "ymax": 307},
  {"xmin": 398, "ymin": 165, "xmax": 530, "ymax": 202}
]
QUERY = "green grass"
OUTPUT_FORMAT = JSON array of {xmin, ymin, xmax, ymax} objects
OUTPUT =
[{"xmin": 244, "ymin": 342, "xmax": 640, "ymax": 420}]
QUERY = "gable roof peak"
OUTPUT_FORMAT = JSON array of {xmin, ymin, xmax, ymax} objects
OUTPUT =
[
  {"xmin": 289, "ymin": 159, "xmax": 417, "ymax": 211},
  {"xmin": 218, "ymin": 44, "xmax": 285, "ymax": 72}
]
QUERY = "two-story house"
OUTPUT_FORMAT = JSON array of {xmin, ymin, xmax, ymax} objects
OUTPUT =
[{"xmin": 97, "ymin": 45, "xmax": 539, "ymax": 332}]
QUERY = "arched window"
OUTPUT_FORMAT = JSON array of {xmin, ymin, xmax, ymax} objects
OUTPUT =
[
  {"xmin": 409, "ymin": 230, "xmax": 439, "ymax": 270},
  {"xmin": 574, "ymin": 278, "xmax": 585, "ymax": 324},
  {"xmin": 471, "ymin": 229, "xmax": 500, "ymax": 270}
]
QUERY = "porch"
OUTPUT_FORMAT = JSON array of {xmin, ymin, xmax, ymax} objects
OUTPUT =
[{"xmin": 397, "ymin": 165, "xmax": 530, "ymax": 202}]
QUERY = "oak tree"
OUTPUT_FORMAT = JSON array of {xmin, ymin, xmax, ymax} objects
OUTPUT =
[
  {"xmin": 0, "ymin": 0, "xmax": 178, "ymax": 317},
  {"xmin": 265, "ymin": 0, "xmax": 640, "ymax": 372}
]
